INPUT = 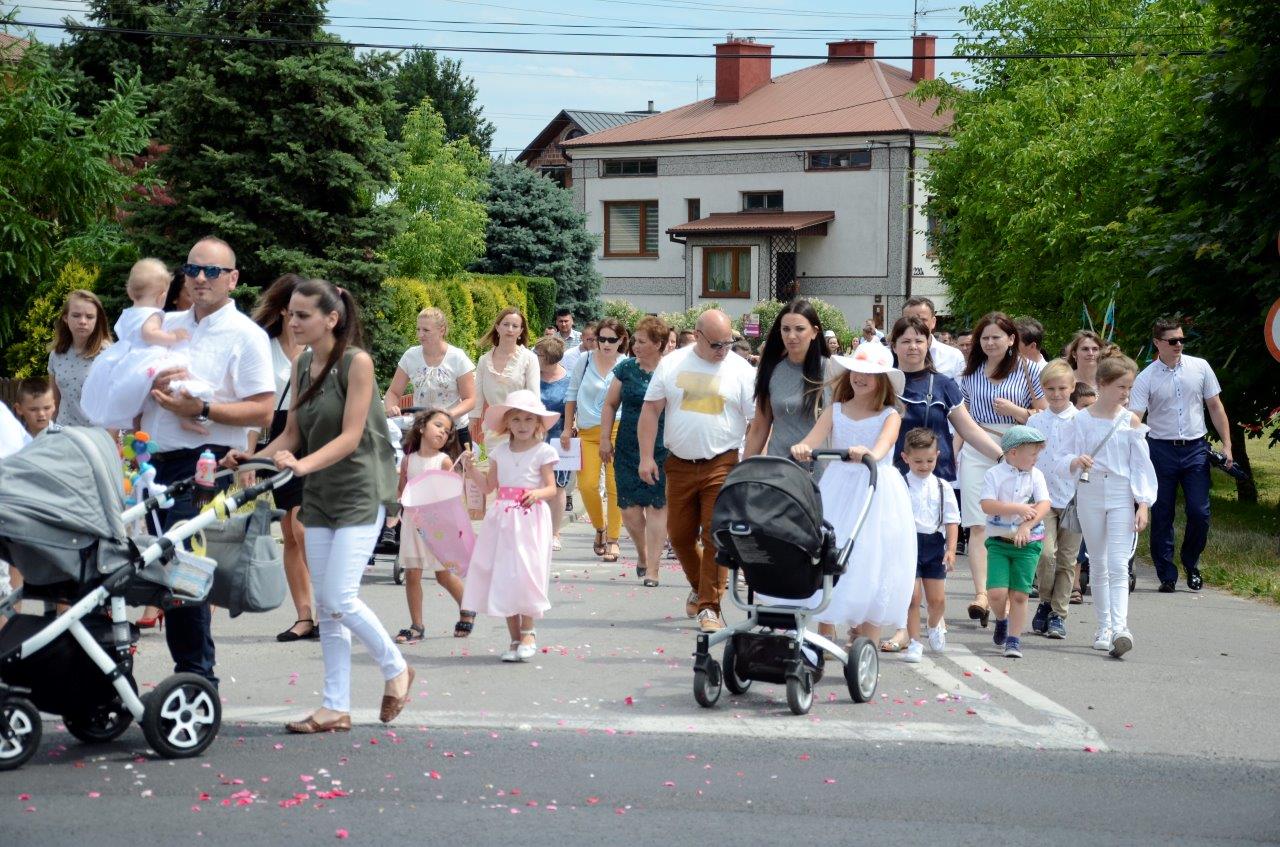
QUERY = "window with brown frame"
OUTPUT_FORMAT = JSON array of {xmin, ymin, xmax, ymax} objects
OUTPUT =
[
  {"xmin": 603, "ymin": 200, "xmax": 659, "ymax": 257},
  {"xmin": 686, "ymin": 198, "xmax": 700, "ymax": 222},
  {"xmin": 702, "ymin": 247, "xmax": 751, "ymax": 298},
  {"xmin": 805, "ymin": 150, "xmax": 872, "ymax": 171},
  {"xmin": 601, "ymin": 158, "xmax": 657, "ymax": 177}
]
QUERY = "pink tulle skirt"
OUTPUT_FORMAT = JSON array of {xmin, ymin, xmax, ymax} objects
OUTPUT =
[{"xmin": 461, "ymin": 496, "xmax": 552, "ymax": 619}]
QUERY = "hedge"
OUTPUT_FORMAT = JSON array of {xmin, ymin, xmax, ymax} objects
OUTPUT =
[
  {"xmin": 6, "ymin": 260, "xmax": 101, "ymax": 377},
  {"xmin": 379, "ymin": 273, "xmax": 557, "ymax": 369}
]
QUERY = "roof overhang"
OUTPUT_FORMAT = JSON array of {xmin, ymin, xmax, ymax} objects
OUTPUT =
[{"xmin": 667, "ymin": 211, "xmax": 835, "ymax": 237}]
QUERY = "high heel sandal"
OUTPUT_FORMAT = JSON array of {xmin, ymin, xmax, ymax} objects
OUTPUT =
[
  {"xmin": 967, "ymin": 593, "xmax": 990, "ymax": 628},
  {"xmin": 137, "ymin": 609, "xmax": 164, "ymax": 630},
  {"xmin": 602, "ymin": 539, "xmax": 620, "ymax": 563},
  {"xmin": 593, "ymin": 530, "xmax": 606, "ymax": 556}
]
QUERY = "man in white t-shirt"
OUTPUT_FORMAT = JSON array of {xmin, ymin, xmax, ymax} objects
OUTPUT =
[
  {"xmin": 143, "ymin": 236, "xmax": 276, "ymax": 685},
  {"xmin": 638, "ymin": 310, "xmax": 755, "ymax": 632},
  {"xmin": 902, "ymin": 296, "xmax": 966, "ymax": 380},
  {"xmin": 1129, "ymin": 317, "xmax": 1232, "ymax": 593}
]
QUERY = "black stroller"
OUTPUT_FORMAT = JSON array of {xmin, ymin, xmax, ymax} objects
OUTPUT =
[
  {"xmin": 0, "ymin": 428, "xmax": 291, "ymax": 770},
  {"xmin": 695, "ymin": 451, "xmax": 880, "ymax": 715}
]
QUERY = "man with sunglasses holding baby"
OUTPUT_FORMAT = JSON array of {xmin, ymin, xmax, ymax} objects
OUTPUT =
[
  {"xmin": 1129, "ymin": 317, "xmax": 1234, "ymax": 594},
  {"xmin": 141, "ymin": 236, "xmax": 276, "ymax": 685}
]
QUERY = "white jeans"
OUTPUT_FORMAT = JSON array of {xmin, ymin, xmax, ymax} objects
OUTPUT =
[
  {"xmin": 1076, "ymin": 473, "xmax": 1137, "ymax": 635},
  {"xmin": 304, "ymin": 508, "xmax": 406, "ymax": 712}
]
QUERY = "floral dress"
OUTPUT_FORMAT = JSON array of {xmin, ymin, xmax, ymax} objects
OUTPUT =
[{"xmin": 612, "ymin": 358, "xmax": 666, "ymax": 509}]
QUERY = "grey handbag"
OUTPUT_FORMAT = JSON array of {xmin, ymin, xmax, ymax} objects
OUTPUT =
[{"xmin": 201, "ymin": 498, "xmax": 287, "ymax": 617}]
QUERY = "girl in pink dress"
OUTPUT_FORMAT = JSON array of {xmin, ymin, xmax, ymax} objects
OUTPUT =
[{"xmin": 460, "ymin": 390, "xmax": 560, "ymax": 663}]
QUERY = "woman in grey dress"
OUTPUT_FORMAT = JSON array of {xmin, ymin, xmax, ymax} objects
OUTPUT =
[{"xmin": 744, "ymin": 300, "xmax": 831, "ymax": 459}]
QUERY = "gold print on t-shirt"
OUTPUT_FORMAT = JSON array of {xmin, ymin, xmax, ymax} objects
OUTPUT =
[{"xmin": 676, "ymin": 371, "xmax": 725, "ymax": 415}]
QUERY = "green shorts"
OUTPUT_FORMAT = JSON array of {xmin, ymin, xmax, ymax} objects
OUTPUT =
[{"xmin": 984, "ymin": 538, "xmax": 1043, "ymax": 595}]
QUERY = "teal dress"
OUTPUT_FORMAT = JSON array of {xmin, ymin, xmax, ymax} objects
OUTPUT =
[{"xmin": 612, "ymin": 358, "xmax": 666, "ymax": 509}]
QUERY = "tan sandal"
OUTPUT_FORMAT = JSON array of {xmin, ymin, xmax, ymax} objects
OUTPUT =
[
  {"xmin": 602, "ymin": 539, "xmax": 620, "ymax": 562},
  {"xmin": 967, "ymin": 593, "xmax": 991, "ymax": 628}
]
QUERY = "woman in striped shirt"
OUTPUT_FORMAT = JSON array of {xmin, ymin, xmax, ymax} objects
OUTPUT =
[{"xmin": 957, "ymin": 312, "xmax": 1046, "ymax": 626}]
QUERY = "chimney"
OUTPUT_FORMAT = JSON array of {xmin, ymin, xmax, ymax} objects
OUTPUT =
[
  {"xmin": 714, "ymin": 37, "xmax": 773, "ymax": 104},
  {"xmin": 827, "ymin": 39, "xmax": 875, "ymax": 61},
  {"xmin": 647, "ymin": 100, "xmax": 655, "ymax": 112},
  {"xmin": 912, "ymin": 33, "xmax": 937, "ymax": 82}
]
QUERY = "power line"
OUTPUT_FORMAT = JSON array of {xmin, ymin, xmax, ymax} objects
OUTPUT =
[{"xmin": 10, "ymin": 19, "xmax": 1217, "ymax": 61}]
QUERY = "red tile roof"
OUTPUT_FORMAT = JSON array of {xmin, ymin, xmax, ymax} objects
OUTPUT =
[
  {"xmin": 668, "ymin": 211, "xmax": 835, "ymax": 236},
  {"xmin": 1, "ymin": 33, "xmax": 30, "ymax": 63},
  {"xmin": 563, "ymin": 59, "xmax": 950, "ymax": 148}
]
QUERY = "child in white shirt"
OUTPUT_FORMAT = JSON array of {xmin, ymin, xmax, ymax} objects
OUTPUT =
[
  {"xmin": 899, "ymin": 427, "xmax": 959, "ymax": 663},
  {"xmin": 1025, "ymin": 359, "xmax": 1083, "ymax": 640},
  {"xmin": 980, "ymin": 426, "xmax": 1052, "ymax": 659}
]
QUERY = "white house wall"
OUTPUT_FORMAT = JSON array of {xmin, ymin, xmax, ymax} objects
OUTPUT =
[{"xmin": 569, "ymin": 134, "xmax": 948, "ymax": 323}]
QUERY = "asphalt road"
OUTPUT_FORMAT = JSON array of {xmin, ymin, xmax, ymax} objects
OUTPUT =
[{"xmin": 5, "ymin": 520, "xmax": 1280, "ymax": 844}]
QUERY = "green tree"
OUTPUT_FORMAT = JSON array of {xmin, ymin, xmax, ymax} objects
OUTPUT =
[
  {"xmin": 0, "ymin": 26, "xmax": 152, "ymax": 357},
  {"xmin": 122, "ymin": 0, "xmax": 401, "ymax": 299},
  {"xmin": 918, "ymin": 0, "xmax": 1213, "ymax": 349},
  {"xmin": 56, "ymin": 0, "xmax": 184, "ymax": 116},
  {"xmin": 387, "ymin": 100, "xmax": 488, "ymax": 280},
  {"xmin": 1134, "ymin": 0, "xmax": 1280, "ymax": 494},
  {"xmin": 474, "ymin": 162, "xmax": 601, "ymax": 320},
  {"xmin": 383, "ymin": 49, "xmax": 494, "ymax": 152}
]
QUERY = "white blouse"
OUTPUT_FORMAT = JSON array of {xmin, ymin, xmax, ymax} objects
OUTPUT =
[{"xmin": 1057, "ymin": 408, "xmax": 1159, "ymax": 506}]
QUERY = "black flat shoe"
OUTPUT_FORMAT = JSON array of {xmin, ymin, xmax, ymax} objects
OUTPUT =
[
  {"xmin": 1187, "ymin": 569, "xmax": 1203, "ymax": 591},
  {"xmin": 1158, "ymin": 581, "xmax": 1176, "ymax": 593},
  {"xmin": 277, "ymin": 619, "xmax": 318, "ymax": 642}
]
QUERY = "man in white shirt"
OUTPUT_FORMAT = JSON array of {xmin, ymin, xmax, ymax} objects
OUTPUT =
[
  {"xmin": 560, "ymin": 321, "xmax": 595, "ymax": 375},
  {"xmin": 902, "ymin": 297, "xmax": 966, "ymax": 380},
  {"xmin": 1129, "ymin": 317, "xmax": 1232, "ymax": 593},
  {"xmin": 638, "ymin": 310, "xmax": 755, "ymax": 632},
  {"xmin": 144, "ymin": 236, "xmax": 276, "ymax": 684}
]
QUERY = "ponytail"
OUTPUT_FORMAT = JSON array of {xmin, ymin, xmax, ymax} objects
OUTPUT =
[{"xmin": 292, "ymin": 278, "xmax": 364, "ymax": 409}]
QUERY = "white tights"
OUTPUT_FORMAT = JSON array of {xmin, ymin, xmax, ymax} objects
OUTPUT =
[
  {"xmin": 304, "ymin": 508, "xmax": 406, "ymax": 712},
  {"xmin": 1076, "ymin": 474, "xmax": 1137, "ymax": 636}
]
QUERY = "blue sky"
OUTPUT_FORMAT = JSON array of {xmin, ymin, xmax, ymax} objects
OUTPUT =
[{"xmin": 7, "ymin": 0, "xmax": 973, "ymax": 155}]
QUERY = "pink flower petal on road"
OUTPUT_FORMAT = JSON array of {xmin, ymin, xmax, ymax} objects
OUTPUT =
[
  {"xmin": 1083, "ymin": 745, "xmax": 1100, "ymax": 753},
  {"xmin": 335, "ymin": 829, "xmax": 349, "ymax": 839}
]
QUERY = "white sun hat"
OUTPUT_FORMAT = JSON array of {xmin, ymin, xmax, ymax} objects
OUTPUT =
[
  {"xmin": 482, "ymin": 388, "xmax": 561, "ymax": 433},
  {"xmin": 831, "ymin": 341, "xmax": 906, "ymax": 396}
]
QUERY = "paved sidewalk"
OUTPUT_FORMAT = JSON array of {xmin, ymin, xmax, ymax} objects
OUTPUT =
[{"xmin": 118, "ymin": 519, "xmax": 1280, "ymax": 762}]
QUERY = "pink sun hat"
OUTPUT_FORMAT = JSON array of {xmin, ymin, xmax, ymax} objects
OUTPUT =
[
  {"xmin": 831, "ymin": 342, "xmax": 906, "ymax": 396},
  {"xmin": 482, "ymin": 388, "xmax": 561, "ymax": 433}
]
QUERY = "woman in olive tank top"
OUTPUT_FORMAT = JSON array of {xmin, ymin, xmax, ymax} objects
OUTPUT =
[{"xmin": 226, "ymin": 279, "xmax": 413, "ymax": 734}]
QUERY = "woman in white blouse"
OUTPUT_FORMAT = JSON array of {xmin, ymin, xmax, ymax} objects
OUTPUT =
[
  {"xmin": 383, "ymin": 307, "xmax": 476, "ymax": 447},
  {"xmin": 470, "ymin": 307, "xmax": 540, "ymax": 445},
  {"xmin": 562, "ymin": 317, "xmax": 628, "ymax": 562},
  {"xmin": 1061, "ymin": 354, "xmax": 1157, "ymax": 659}
]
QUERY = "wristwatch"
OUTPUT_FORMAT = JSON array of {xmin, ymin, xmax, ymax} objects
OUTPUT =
[{"xmin": 195, "ymin": 401, "xmax": 211, "ymax": 424}]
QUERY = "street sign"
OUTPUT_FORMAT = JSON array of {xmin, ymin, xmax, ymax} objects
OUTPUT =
[{"xmin": 1267, "ymin": 297, "xmax": 1280, "ymax": 363}]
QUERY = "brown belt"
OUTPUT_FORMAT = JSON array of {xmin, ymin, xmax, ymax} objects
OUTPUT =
[{"xmin": 668, "ymin": 449, "xmax": 736, "ymax": 465}]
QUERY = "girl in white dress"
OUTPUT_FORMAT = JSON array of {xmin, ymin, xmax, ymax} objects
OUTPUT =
[
  {"xmin": 460, "ymin": 390, "xmax": 560, "ymax": 663},
  {"xmin": 791, "ymin": 344, "xmax": 917, "ymax": 646},
  {"xmin": 81, "ymin": 258, "xmax": 211, "ymax": 430}
]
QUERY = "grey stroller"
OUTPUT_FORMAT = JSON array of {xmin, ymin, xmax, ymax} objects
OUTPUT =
[
  {"xmin": 696, "ymin": 451, "xmax": 880, "ymax": 715},
  {"xmin": 0, "ymin": 428, "xmax": 291, "ymax": 770}
]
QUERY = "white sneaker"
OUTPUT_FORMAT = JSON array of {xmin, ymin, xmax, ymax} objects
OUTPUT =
[
  {"xmin": 1109, "ymin": 630, "xmax": 1133, "ymax": 658},
  {"xmin": 927, "ymin": 625, "xmax": 946, "ymax": 653},
  {"xmin": 902, "ymin": 640, "xmax": 924, "ymax": 664},
  {"xmin": 1092, "ymin": 629, "xmax": 1113, "ymax": 651}
]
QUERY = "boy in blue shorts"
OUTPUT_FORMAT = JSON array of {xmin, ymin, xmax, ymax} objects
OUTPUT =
[
  {"xmin": 979, "ymin": 426, "xmax": 1052, "ymax": 659},
  {"xmin": 900, "ymin": 428, "xmax": 959, "ymax": 664}
]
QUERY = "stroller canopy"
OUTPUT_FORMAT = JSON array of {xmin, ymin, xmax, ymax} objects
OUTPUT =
[
  {"xmin": 0, "ymin": 427, "xmax": 130, "ymax": 584},
  {"xmin": 712, "ymin": 456, "xmax": 825, "ymax": 556}
]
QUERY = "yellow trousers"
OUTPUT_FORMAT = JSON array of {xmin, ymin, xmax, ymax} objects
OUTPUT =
[{"xmin": 577, "ymin": 422, "xmax": 622, "ymax": 540}]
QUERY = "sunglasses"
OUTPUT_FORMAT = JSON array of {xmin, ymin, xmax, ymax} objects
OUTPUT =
[
  {"xmin": 697, "ymin": 329, "xmax": 734, "ymax": 351},
  {"xmin": 181, "ymin": 263, "xmax": 235, "ymax": 280},
  {"xmin": 596, "ymin": 335, "xmax": 621, "ymax": 344},
  {"xmin": 1159, "ymin": 336, "xmax": 1186, "ymax": 346}
]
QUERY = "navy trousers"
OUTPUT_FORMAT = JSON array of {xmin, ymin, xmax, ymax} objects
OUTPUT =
[
  {"xmin": 149, "ymin": 446, "xmax": 230, "ymax": 687},
  {"xmin": 1147, "ymin": 437, "xmax": 1211, "ymax": 584}
]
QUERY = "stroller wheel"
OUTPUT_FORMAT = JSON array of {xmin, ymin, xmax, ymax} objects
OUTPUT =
[
  {"xmin": 844, "ymin": 637, "xmax": 879, "ymax": 703},
  {"xmin": 722, "ymin": 640, "xmax": 752, "ymax": 696},
  {"xmin": 66, "ymin": 700, "xmax": 135, "ymax": 745},
  {"xmin": 785, "ymin": 674, "xmax": 814, "ymax": 715},
  {"xmin": 0, "ymin": 697, "xmax": 42, "ymax": 771},
  {"xmin": 142, "ymin": 673, "xmax": 221, "ymax": 759},
  {"xmin": 692, "ymin": 661, "xmax": 723, "ymax": 708}
]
